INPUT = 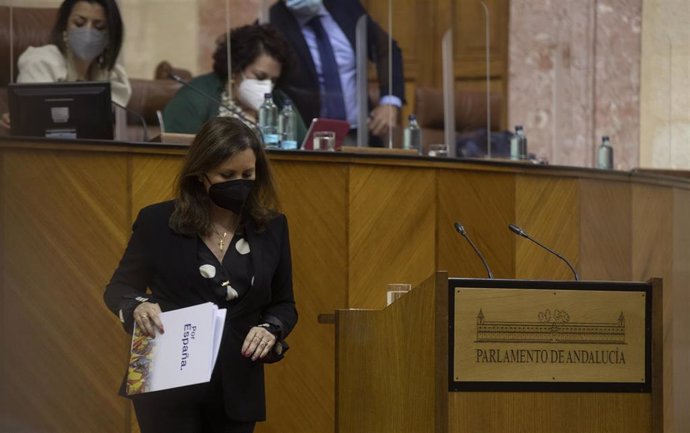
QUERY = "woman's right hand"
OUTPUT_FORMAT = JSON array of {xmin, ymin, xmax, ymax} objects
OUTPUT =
[
  {"xmin": 1, "ymin": 113, "xmax": 10, "ymax": 129},
  {"xmin": 133, "ymin": 302, "xmax": 165, "ymax": 337}
]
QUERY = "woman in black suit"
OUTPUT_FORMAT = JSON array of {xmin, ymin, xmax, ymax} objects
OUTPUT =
[{"xmin": 104, "ymin": 117, "xmax": 298, "ymax": 433}]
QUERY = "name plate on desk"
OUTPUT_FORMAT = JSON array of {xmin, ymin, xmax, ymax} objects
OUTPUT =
[{"xmin": 448, "ymin": 279, "xmax": 651, "ymax": 392}]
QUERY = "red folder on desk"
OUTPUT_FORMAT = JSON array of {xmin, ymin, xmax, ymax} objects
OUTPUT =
[{"xmin": 301, "ymin": 118, "xmax": 350, "ymax": 150}]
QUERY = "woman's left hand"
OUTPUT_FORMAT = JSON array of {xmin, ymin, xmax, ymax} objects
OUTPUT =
[{"xmin": 241, "ymin": 326, "xmax": 277, "ymax": 361}]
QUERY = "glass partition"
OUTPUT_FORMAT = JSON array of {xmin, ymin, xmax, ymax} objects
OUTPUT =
[
  {"xmin": 355, "ymin": 14, "xmax": 368, "ymax": 147},
  {"xmin": 1, "ymin": 0, "xmax": 510, "ymax": 149}
]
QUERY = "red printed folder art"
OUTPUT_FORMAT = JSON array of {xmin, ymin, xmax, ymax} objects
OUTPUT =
[{"xmin": 126, "ymin": 302, "xmax": 227, "ymax": 395}]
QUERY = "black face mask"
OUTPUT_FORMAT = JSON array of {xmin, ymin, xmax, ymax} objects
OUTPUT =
[{"xmin": 207, "ymin": 178, "xmax": 255, "ymax": 214}]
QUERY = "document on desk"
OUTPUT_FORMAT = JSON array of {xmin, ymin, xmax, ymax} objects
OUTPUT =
[{"xmin": 126, "ymin": 302, "xmax": 226, "ymax": 395}]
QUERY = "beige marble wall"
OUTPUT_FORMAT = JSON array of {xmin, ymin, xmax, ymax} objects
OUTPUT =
[
  {"xmin": 120, "ymin": 0, "xmax": 266, "ymax": 78},
  {"xmin": 116, "ymin": 0, "xmax": 266, "ymax": 79},
  {"xmin": 509, "ymin": 0, "xmax": 641, "ymax": 169},
  {"xmin": 7, "ymin": 0, "xmax": 266, "ymax": 78},
  {"xmin": 120, "ymin": 0, "xmax": 199, "ymax": 78},
  {"xmin": 196, "ymin": 0, "xmax": 265, "ymax": 74},
  {"xmin": 641, "ymin": 5, "xmax": 690, "ymax": 433},
  {"xmin": 640, "ymin": 0, "xmax": 690, "ymax": 169}
]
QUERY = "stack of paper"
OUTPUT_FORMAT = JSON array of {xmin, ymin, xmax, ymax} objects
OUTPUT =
[{"xmin": 126, "ymin": 302, "xmax": 227, "ymax": 395}]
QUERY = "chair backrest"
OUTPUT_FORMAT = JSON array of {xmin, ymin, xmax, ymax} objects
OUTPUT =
[
  {"xmin": 0, "ymin": 6, "xmax": 58, "ymax": 87},
  {"xmin": 154, "ymin": 60, "xmax": 193, "ymax": 82},
  {"xmin": 127, "ymin": 78, "xmax": 182, "ymax": 124},
  {"xmin": 414, "ymin": 87, "xmax": 503, "ymax": 131},
  {"xmin": 412, "ymin": 87, "xmax": 504, "ymax": 153}
]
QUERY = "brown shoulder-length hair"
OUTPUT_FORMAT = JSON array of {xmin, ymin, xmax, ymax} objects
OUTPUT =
[{"xmin": 169, "ymin": 117, "xmax": 280, "ymax": 236}]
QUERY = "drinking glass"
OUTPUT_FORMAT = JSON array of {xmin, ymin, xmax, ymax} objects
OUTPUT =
[{"xmin": 313, "ymin": 131, "xmax": 336, "ymax": 151}]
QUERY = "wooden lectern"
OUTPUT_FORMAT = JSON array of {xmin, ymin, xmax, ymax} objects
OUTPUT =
[{"xmin": 336, "ymin": 273, "xmax": 663, "ymax": 433}]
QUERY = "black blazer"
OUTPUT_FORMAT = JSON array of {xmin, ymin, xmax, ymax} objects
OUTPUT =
[
  {"xmin": 104, "ymin": 201, "xmax": 298, "ymax": 421},
  {"xmin": 269, "ymin": 0, "xmax": 405, "ymax": 124}
]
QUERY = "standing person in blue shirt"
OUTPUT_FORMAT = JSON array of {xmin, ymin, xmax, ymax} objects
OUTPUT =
[{"xmin": 269, "ymin": 0, "xmax": 405, "ymax": 146}]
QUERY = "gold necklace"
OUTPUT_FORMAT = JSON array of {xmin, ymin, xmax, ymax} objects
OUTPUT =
[{"xmin": 212, "ymin": 226, "xmax": 229, "ymax": 252}]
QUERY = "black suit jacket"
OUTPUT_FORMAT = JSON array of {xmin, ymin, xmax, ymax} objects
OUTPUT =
[
  {"xmin": 269, "ymin": 0, "xmax": 405, "ymax": 124},
  {"xmin": 104, "ymin": 201, "xmax": 297, "ymax": 421}
]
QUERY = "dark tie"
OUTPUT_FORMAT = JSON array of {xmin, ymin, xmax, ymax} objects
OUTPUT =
[{"xmin": 306, "ymin": 16, "xmax": 346, "ymax": 120}]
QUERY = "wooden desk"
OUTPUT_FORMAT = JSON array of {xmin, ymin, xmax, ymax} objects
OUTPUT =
[{"xmin": 1, "ymin": 137, "xmax": 688, "ymax": 433}]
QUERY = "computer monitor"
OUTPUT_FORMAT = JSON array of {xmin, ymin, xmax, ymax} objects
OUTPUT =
[{"xmin": 7, "ymin": 81, "xmax": 113, "ymax": 140}]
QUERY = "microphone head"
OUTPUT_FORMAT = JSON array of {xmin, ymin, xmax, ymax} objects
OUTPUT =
[
  {"xmin": 508, "ymin": 223, "xmax": 527, "ymax": 237},
  {"xmin": 453, "ymin": 222, "xmax": 466, "ymax": 235}
]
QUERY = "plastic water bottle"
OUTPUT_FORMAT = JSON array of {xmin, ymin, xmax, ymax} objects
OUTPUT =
[
  {"xmin": 510, "ymin": 125, "xmax": 527, "ymax": 160},
  {"xmin": 596, "ymin": 135, "xmax": 613, "ymax": 169},
  {"xmin": 258, "ymin": 93, "xmax": 280, "ymax": 148},
  {"xmin": 278, "ymin": 101, "xmax": 298, "ymax": 150},
  {"xmin": 403, "ymin": 114, "xmax": 422, "ymax": 155}
]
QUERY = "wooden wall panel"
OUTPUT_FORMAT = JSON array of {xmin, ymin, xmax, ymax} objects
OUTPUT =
[
  {"xmin": 515, "ymin": 175, "xmax": 579, "ymax": 280},
  {"xmin": 337, "ymin": 275, "xmax": 437, "ymax": 433},
  {"xmin": 0, "ymin": 149, "xmax": 130, "ymax": 433},
  {"xmin": 454, "ymin": 0, "xmax": 509, "ymax": 79},
  {"xmin": 348, "ymin": 165, "xmax": 436, "ymax": 309},
  {"xmin": 579, "ymin": 179, "xmax": 632, "ymax": 280},
  {"xmin": 437, "ymin": 170, "xmax": 516, "ymax": 279},
  {"xmin": 131, "ymin": 155, "xmax": 181, "ymax": 217},
  {"xmin": 671, "ymin": 189, "xmax": 690, "ymax": 432},
  {"xmin": 2, "ymin": 141, "xmax": 688, "ymax": 433},
  {"xmin": 362, "ymin": 0, "xmax": 437, "ymax": 84},
  {"xmin": 128, "ymin": 154, "xmax": 183, "ymax": 433},
  {"xmin": 449, "ymin": 393, "xmax": 652, "ymax": 433},
  {"xmin": 631, "ymin": 185, "xmax": 674, "ymax": 433},
  {"xmin": 262, "ymin": 159, "xmax": 349, "ymax": 433},
  {"xmin": 631, "ymin": 185, "xmax": 672, "ymax": 281},
  {"xmin": 361, "ymin": 0, "xmax": 435, "ymax": 121}
]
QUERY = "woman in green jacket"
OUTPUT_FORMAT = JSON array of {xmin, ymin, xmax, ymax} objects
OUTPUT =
[{"xmin": 163, "ymin": 24, "xmax": 307, "ymax": 143}]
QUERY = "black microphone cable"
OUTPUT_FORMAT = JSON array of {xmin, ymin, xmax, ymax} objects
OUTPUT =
[
  {"xmin": 454, "ymin": 222, "xmax": 494, "ymax": 279},
  {"xmin": 112, "ymin": 100, "xmax": 148, "ymax": 142},
  {"xmin": 167, "ymin": 73, "xmax": 257, "ymax": 127},
  {"xmin": 508, "ymin": 223, "xmax": 580, "ymax": 280}
]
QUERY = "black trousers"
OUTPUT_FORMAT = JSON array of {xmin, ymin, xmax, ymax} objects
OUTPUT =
[{"xmin": 132, "ymin": 376, "xmax": 255, "ymax": 433}]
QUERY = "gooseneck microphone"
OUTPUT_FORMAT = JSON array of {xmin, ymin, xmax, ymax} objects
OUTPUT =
[
  {"xmin": 167, "ymin": 73, "xmax": 256, "ymax": 126},
  {"xmin": 454, "ymin": 222, "xmax": 494, "ymax": 279},
  {"xmin": 508, "ymin": 223, "xmax": 580, "ymax": 280},
  {"xmin": 112, "ymin": 100, "xmax": 148, "ymax": 142}
]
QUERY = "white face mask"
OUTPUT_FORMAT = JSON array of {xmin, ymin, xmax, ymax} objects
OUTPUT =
[
  {"xmin": 285, "ymin": 0, "xmax": 322, "ymax": 17},
  {"xmin": 236, "ymin": 76, "xmax": 274, "ymax": 112},
  {"xmin": 66, "ymin": 27, "xmax": 108, "ymax": 62}
]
